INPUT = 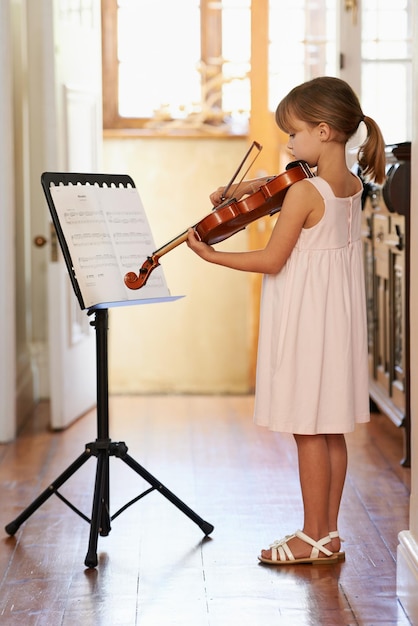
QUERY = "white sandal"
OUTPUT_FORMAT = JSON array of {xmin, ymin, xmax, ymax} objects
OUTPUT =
[
  {"xmin": 329, "ymin": 530, "xmax": 345, "ymax": 562},
  {"xmin": 258, "ymin": 530, "xmax": 339, "ymax": 565}
]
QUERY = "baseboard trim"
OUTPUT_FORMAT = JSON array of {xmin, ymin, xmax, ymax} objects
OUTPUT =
[{"xmin": 397, "ymin": 530, "xmax": 418, "ymax": 623}]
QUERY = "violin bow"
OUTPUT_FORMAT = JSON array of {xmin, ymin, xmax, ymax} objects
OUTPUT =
[
  {"xmin": 124, "ymin": 141, "xmax": 263, "ymax": 290},
  {"xmin": 219, "ymin": 140, "xmax": 262, "ymax": 202}
]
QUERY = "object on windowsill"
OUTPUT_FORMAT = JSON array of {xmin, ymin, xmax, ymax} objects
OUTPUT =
[{"xmin": 144, "ymin": 62, "xmax": 249, "ymax": 135}]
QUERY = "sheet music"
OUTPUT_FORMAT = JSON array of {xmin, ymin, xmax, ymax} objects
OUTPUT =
[{"xmin": 50, "ymin": 184, "xmax": 170, "ymax": 307}]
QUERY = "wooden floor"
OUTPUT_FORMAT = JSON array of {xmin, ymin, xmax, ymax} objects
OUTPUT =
[{"xmin": 0, "ymin": 395, "xmax": 412, "ymax": 625}]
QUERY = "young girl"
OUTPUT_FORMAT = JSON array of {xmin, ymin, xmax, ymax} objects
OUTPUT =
[{"xmin": 187, "ymin": 76, "xmax": 386, "ymax": 565}]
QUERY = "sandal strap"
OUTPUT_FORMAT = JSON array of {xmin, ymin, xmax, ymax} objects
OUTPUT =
[
  {"xmin": 270, "ymin": 533, "xmax": 297, "ymax": 561},
  {"xmin": 329, "ymin": 530, "xmax": 344, "ymax": 542},
  {"xmin": 295, "ymin": 530, "xmax": 334, "ymax": 558}
]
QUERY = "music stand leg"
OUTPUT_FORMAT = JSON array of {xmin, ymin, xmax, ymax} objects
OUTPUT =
[
  {"xmin": 84, "ymin": 443, "xmax": 111, "ymax": 568},
  {"xmin": 4, "ymin": 449, "xmax": 92, "ymax": 536},
  {"xmin": 121, "ymin": 451, "xmax": 214, "ymax": 536}
]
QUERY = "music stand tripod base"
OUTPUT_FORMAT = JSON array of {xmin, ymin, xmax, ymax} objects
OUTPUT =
[{"xmin": 5, "ymin": 308, "xmax": 214, "ymax": 568}]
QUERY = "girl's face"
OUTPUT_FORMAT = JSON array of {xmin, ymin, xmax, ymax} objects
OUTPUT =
[{"xmin": 286, "ymin": 118, "xmax": 322, "ymax": 167}]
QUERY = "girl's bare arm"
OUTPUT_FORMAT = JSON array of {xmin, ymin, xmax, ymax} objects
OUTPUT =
[{"xmin": 187, "ymin": 180, "xmax": 321, "ymax": 275}]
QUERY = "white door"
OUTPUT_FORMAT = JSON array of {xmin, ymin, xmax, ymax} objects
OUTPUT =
[{"xmin": 42, "ymin": 1, "xmax": 102, "ymax": 428}]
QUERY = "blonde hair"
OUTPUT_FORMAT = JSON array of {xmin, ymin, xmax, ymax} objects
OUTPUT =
[{"xmin": 275, "ymin": 77, "xmax": 386, "ymax": 184}]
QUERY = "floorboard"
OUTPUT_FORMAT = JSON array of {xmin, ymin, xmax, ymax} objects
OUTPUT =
[{"xmin": 0, "ymin": 396, "xmax": 412, "ymax": 625}]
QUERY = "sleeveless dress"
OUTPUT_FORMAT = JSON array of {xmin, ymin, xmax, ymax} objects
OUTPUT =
[{"xmin": 253, "ymin": 175, "xmax": 370, "ymax": 434}]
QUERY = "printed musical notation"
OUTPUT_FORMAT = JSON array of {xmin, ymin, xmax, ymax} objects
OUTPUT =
[{"xmin": 50, "ymin": 184, "xmax": 170, "ymax": 307}]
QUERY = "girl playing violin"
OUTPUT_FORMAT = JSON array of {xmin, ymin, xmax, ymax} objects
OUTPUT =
[{"xmin": 187, "ymin": 76, "xmax": 385, "ymax": 565}]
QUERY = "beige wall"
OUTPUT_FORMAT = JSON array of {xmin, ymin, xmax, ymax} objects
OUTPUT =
[{"xmin": 103, "ymin": 136, "xmax": 255, "ymax": 394}]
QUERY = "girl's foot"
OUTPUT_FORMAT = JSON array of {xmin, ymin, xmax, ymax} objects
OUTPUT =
[{"xmin": 259, "ymin": 530, "xmax": 339, "ymax": 565}]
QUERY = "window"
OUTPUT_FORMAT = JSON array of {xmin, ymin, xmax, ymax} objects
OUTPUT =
[
  {"xmin": 102, "ymin": 0, "xmax": 337, "ymax": 135},
  {"xmin": 103, "ymin": 2, "xmax": 413, "ymax": 141},
  {"xmin": 361, "ymin": 0, "xmax": 412, "ymax": 144},
  {"xmin": 268, "ymin": 0, "xmax": 337, "ymax": 111},
  {"xmin": 102, "ymin": 0, "xmax": 251, "ymax": 134}
]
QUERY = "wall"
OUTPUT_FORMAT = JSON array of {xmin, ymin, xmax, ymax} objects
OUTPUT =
[{"xmin": 103, "ymin": 136, "xmax": 254, "ymax": 394}]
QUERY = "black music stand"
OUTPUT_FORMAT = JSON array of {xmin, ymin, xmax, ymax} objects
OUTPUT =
[{"xmin": 5, "ymin": 172, "xmax": 214, "ymax": 568}]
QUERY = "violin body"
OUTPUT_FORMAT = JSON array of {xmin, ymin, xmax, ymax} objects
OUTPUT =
[
  {"xmin": 195, "ymin": 161, "xmax": 312, "ymax": 245},
  {"xmin": 124, "ymin": 160, "xmax": 313, "ymax": 290}
]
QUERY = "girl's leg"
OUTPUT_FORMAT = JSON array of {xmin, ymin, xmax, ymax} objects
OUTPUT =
[
  {"xmin": 261, "ymin": 434, "xmax": 331, "ymax": 560},
  {"xmin": 325, "ymin": 433, "xmax": 347, "ymax": 552},
  {"xmin": 260, "ymin": 433, "xmax": 347, "ymax": 560},
  {"xmin": 294, "ymin": 434, "xmax": 331, "ymax": 541}
]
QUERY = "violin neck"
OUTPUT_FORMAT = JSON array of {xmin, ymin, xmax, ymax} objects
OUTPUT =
[
  {"xmin": 150, "ymin": 161, "xmax": 313, "ymax": 260},
  {"xmin": 153, "ymin": 229, "xmax": 189, "ymax": 258}
]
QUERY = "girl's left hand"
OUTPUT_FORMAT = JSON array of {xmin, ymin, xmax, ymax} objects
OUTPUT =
[{"xmin": 186, "ymin": 228, "xmax": 214, "ymax": 261}]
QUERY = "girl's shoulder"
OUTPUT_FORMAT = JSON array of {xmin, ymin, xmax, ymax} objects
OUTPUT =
[
  {"xmin": 283, "ymin": 177, "xmax": 325, "ymax": 229},
  {"xmin": 286, "ymin": 176, "xmax": 326, "ymax": 207},
  {"xmin": 287, "ymin": 176, "xmax": 324, "ymax": 199},
  {"xmin": 308, "ymin": 173, "xmax": 363, "ymax": 199}
]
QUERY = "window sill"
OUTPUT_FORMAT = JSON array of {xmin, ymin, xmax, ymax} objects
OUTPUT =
[{"xmin": 103, "ymin": 127, "xmax": 248, "ymax": 140}]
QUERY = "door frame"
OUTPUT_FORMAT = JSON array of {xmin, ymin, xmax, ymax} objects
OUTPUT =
[{"xmin": 0, "ymin": 1, "xmax": 16, "ymax": 441}]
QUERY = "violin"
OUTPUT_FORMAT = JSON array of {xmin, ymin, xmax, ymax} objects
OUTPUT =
[{"xmin": 124, "ymin": 159, "xmax": 313, "ymax": 290}]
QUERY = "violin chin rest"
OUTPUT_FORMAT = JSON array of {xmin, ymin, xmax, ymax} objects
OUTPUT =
[{"xmin": 286, "ymin": 159, "xmax": 307, "ymax": 170}]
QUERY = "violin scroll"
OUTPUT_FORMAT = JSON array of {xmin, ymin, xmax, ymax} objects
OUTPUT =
[{"xmin": 124, "ymin": 255, "xmax": 160, "ymax": 290}]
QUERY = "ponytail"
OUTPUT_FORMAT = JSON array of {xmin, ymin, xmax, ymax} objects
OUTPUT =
[{"xmin": 357, "ymin": 116, "xmax": 386, "ymax": 184}]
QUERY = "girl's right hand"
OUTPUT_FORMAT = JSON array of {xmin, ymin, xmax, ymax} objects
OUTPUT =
[
  {"xmin": 209, "ymin": 186, "xmax": 230, "ymax": 206},
  {"xmin": 209, "ymin": 180, "xmax": 256, "ymax": 207},
  {"xmin": 209, "ymin": 176, "xmax": 274, "ymax": 207}
]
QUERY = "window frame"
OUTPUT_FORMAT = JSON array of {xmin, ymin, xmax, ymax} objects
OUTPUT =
[{"xmin": 101, "ymin": 0, "xmax": 226, "ymax": 133}]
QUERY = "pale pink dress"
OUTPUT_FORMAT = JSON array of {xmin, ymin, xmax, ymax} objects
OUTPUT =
[{"xmin": 253, "ymin": 175, "xmax": 370, "ymax": 434}]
